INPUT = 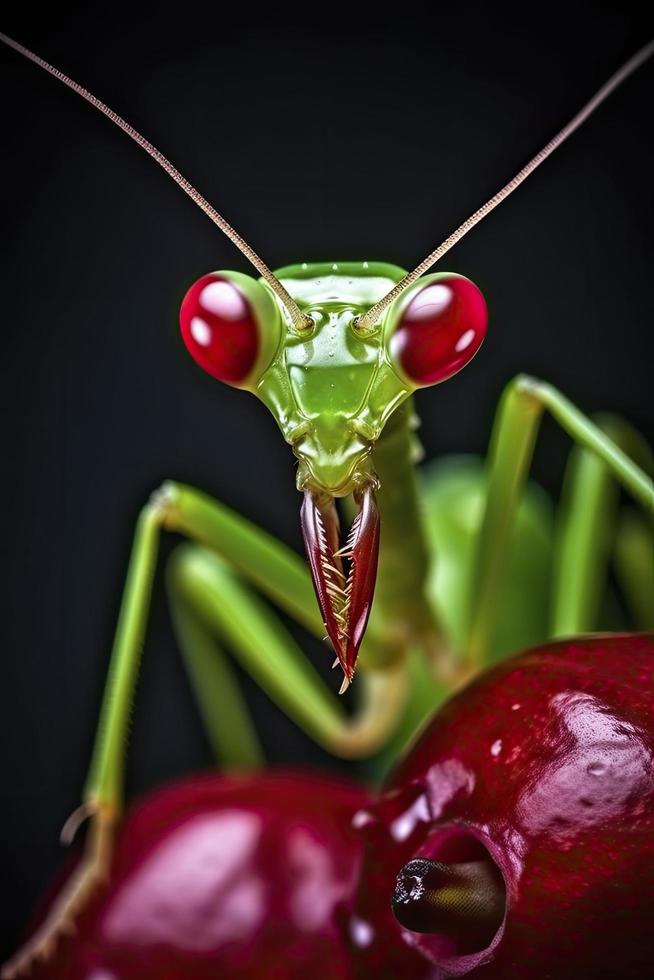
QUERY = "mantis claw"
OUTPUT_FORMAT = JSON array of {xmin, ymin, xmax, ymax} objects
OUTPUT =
[
  {"xmin": 59, "ymin": 800, "xmax": 95, "ymax": 847},
  {"xmin": 301, "ymin": 484, "xmax": 380, "ymax": 687},
  {"xmin": 1, "ymin": 804, "xmax": 116, "ymax": 979}
]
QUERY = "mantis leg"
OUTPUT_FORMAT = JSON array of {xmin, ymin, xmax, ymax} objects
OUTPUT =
[
  {"xmin": 1, "ymin": 480, "xmax": 405, "ymax": 979},
  {"xmin": 167, "ymin": 543, "xmax": 407, "ymax": 764},
  {"xmin": 83, "ymin": 480, "xmax": 404, "ymax": 817},
  {"xmin": 550, "ymin": 416, "xmax": 654, "ymax": 636},
  {"xmin": 165, "ymin": 569, "xmax": 266, "ymax": 771},
  {"xmin": 466, "ymin": 375, "xmax": 653, "ymax": 667},
  {"xmin": 3, "ymin": 482, "xmax": 405, "ymax": 976},
  {"xmin": 613, "ymin": 509, "xmax": 654, "ymax": 629}
]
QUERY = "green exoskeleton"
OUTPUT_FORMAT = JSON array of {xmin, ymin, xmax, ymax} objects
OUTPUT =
[{"xmin": 1, "ymin": 32, "xmax": 653, "ymax": 979}]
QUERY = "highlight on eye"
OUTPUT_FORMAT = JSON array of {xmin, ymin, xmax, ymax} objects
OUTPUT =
[
  {"xmin": 385, "ymin": 273, "xmax": 488, "ymax": 387},
  {"xmin": 179, "ymin": 271, "xmax": 282, "ymax": 389}
]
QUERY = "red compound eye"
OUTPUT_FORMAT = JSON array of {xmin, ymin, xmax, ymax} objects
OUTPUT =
[
  {"xmin": 389, "ymin": 273, "xmax": 487, "ymax": 386},
  {"xmin": 180, "ymin": 273, "xmax": 262, "ymax": 387}
]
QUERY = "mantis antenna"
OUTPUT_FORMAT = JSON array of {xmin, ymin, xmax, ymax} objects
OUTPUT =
[
  {"xmin": 356, "ymin": 40, "xmax": 654, "ymax": 332},
  {"xmin": 0, "ymin": 31, "xmax": 313, "ymax": 332},
  {"xmin": 1, "ymin": 34, "xmax": 651, "ymax": 333}
]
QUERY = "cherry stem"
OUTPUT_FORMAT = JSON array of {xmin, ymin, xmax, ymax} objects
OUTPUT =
[{"xmin": 392, "ymin": 857, "xmax": 505, "ymax": 951}]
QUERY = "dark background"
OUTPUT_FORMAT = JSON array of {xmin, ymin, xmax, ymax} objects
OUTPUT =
[{"xmin": 0, "ymin": 1, "xmax": 652, "ymax": 958}]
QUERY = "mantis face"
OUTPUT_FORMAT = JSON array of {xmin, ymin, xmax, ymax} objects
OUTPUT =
[{"xmin": 180, "ymin": 261, "xmax": 487, "ymax": 687}]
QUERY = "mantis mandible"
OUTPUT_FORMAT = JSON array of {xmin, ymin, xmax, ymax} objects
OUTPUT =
[{"xmin": 1, "ymin": 31, "xmax": 653, "ymax": 978}]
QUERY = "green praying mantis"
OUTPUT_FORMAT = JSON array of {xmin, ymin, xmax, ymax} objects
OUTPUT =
[{"xmin": 1, "ymin": 31, "xmax": 653, "ymax": 979}]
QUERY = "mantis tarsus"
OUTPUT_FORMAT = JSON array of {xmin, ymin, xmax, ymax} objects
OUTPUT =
[{"xmin": 1, "ymin": 31, "xmax": 653, "ymax": 978}]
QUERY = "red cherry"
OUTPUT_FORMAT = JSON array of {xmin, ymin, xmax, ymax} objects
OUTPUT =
[
  {"xmin": 389, "ymin": 274, "xmax": 487, "ymax": 386},
  {"xmin": 350, "ymin": 634, "xmax": 654, "ymax": 979},
  {"xmin": 28, "ymin": 772, "xmax": 370, "ymax": 979},
  {"xmin": 180, "ymin": 273, "xmax": 260, "ymax": 385}
]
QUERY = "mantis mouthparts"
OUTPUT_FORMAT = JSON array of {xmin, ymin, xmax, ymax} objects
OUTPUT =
[{"xmin": 301, "ymin": 485, "xmax": 380, "ymax": 693}]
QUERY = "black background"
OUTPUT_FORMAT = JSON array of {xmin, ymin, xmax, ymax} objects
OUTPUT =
[{"xmin": 0, "ymin": 1, "xmax": 652, "ymax": 958}]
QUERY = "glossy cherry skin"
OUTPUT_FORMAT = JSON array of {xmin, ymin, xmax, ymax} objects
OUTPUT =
[
  {"xmin": 349, "ymin": 634, "xmax": 654, "ymax": 979},
  {"xmin": 180, "ymin": 273, "xmax": 260, "ymax": 385},
  {"xmin": 30, "ymin": 772, "xmax": 370, "ymax": 979},
  {"xmin": 389, "ymin": 274, "xmax": 487, "ymax": 386}
]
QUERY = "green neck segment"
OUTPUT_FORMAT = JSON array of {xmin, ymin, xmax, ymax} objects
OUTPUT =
[{"xmin": 371, "ymin": 398, "xmax": 436, "ymax": 648}]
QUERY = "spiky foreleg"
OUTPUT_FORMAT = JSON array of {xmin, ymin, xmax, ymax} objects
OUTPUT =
[
  {"xmin": 3, "ymin": 482, "xmax": 406, "ymax": 975},
  {"xmin": 1, "ymin": 807, "xmax": 114, "ymax": 979}
]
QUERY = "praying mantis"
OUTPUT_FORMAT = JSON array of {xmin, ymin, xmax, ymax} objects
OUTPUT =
[{"xmin": 1, "ymin": 29, "xmax": 653, "ymax": 979}]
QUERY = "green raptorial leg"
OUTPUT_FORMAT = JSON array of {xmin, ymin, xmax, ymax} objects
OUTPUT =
[
  {"xmin": 85, "ymin": 481, "xmax": 408, "ymax": 818},
  {"xmin": 550, "ymin": 415, "xmax": 654, "ymax": 637},
  {"xmin": 466, "ymin": 376, "xmax": 653, "ymax": 666},
  {"xmin": 0, "ymin": 481, "xmax": 408, "ymax": 980},
  {"xmin": 613, "ymin": 510, "xmax": 654, "ymax": 629}
]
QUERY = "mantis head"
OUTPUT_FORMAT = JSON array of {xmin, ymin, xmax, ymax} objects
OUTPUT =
[
  {"xmin": 6, "ymin": 30, "xmax": 644, "ymax": 689},
  {"xmin": 179, "ymin": 261, "xmax": 487, "ymax": 688}
]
